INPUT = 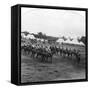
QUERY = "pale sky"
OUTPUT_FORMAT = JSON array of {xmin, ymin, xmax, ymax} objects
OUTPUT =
[{"xmin": 21, "ymin": 7, "xmax": 85, "ymax": 38}]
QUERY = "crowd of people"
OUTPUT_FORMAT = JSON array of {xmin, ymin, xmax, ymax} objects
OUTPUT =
[{"xmin": 21, "ymin": 38, "xmax": 81, "ymax": 63}]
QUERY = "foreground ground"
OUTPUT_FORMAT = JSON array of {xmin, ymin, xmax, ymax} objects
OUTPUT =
[{"xmin": 21, "ymin": 49, "xmax": 86, "ymax": 83}]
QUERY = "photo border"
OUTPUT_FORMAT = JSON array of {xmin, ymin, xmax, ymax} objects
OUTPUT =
[{"xmin": 17, "ymin": 4, "xmax": 88, "ymax": 85}]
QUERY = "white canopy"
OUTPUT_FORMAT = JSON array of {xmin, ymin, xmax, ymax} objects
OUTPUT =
[
  {"xmin": 57, "ymin": 38, "xmax": 84, "ymax": 46},
  {"xmin": 57, "ymin": 39, "xmax": 65, "ymax": 44},
  {"xmin": 25, "ymin": 34, "xmax": 35, "ymax": 39}
]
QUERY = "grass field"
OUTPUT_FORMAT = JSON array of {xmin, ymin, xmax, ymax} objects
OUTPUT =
[{"xmin": 21, "ymin": 45, "xmax": 86, "ymax": 83}]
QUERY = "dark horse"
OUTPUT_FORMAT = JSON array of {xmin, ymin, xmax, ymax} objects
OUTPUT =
[{"xmin": 36, "ymin": 50, "xmax": 54, "ymax": 63}]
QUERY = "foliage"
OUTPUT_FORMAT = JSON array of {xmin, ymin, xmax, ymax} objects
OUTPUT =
[
  {"xmin": 22, "ymin": 31, "xmax": 30, "ymax": 36},
  {"xmin": 77, "ymin": 36, "xmax": 86, "ymax": 45}
]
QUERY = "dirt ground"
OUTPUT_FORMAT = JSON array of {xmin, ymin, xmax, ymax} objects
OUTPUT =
[{"xmin": 21, "ymin": 51, "xmax": 86, "ymax": 83}]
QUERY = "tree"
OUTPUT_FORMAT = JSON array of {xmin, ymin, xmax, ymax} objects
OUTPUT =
[
  {"xmin": 37, "ymin": 32, "xmax": 43, "ymax": 39},
  {"xmin": 22, "ymin": 31, "xmax": 30, "ymax": 36},
  {"xmin": 77, "ymin": 36, "xmax": 86, "ymax": 45},
  {"xmin": 61, "ymin": 36, "xmax": 67, "ymax": 41},
  {"xmin": 37, "ymin": 32, "xmax": 47, "ymax": 39},
  {"xmin": 69, "ymin": 37, "xmax": 73, "ymax": 41}
]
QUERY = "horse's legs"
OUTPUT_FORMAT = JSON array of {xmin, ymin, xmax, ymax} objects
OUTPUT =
[
  {"xmin": 50, "ymin": 57, "xmax": 52, "ymax": 63},
  {"xmin": 77, "ymin": 56, "xmax": 80, "ymax": 64}
]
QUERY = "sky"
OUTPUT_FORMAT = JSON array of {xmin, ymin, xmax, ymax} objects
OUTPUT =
[{"xmin": 21, "ymin": 7, "xmax": 85, "ymax": 38}]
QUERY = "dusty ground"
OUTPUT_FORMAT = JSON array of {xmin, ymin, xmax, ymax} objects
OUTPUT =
[{"xmin": 21, "ymin": 51, "xmax": 86, "ymax": 83}]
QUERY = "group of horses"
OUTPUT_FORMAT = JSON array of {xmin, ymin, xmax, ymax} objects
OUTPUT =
[{"xmin": 21, "ymin": 41, "xmax": 81, "ymax": 63}]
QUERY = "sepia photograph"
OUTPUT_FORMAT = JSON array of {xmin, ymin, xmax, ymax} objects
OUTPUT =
[{"xmin": 21, "ymin": 6, "xmax": 87, "ymax": 83}]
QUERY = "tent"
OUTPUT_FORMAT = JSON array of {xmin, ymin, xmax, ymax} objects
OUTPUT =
[
  {"xmin": 57, "ymin": 38, "xmax": 84, "ymax": 46},
  {"xmin": 26, "ymin": 34, "xmax": 35, "ymax": 39},
  {"xmin": 68, "ymin": 38, "xmax": 84, "ymax": 46},
  {"xmin": 57, "ymin": 39, "xmax": 65, "ymax": 44}
]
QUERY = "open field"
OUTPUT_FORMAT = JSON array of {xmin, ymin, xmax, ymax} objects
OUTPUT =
[{"xmin": 21, "ymin": 45, "xmax": 86, "ymax": 83}]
